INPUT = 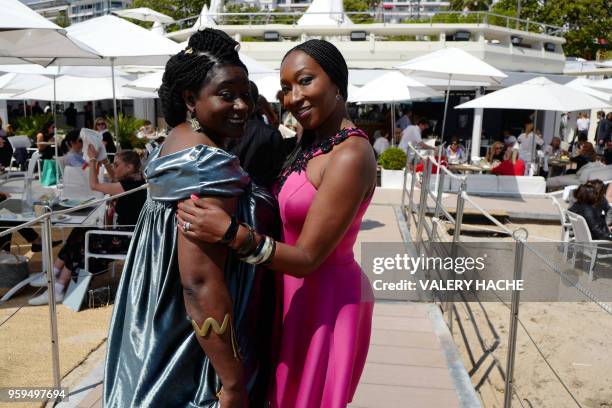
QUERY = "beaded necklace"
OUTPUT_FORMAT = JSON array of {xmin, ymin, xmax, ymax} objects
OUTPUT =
[{"xmin": 277, "ymin": 127, "xmax": 368, "ymax": 189}]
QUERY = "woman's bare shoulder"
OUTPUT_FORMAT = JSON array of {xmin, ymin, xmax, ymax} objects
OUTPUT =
[{"xmin": 160, "ymin": 124, "xmax": 214, "ymax": 157}]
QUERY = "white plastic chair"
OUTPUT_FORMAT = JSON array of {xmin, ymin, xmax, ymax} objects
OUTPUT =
[
  {"xmin": 567, "ymin": 211, "xmax": 612, "ymax": 281},
  {"xmin": 551, "ymin": 196, "xmax": 573, "ymax": 260}
]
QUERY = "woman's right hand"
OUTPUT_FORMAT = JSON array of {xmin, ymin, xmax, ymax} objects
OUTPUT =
[
  {"xmin": 88, "ymin": 144, "xmax": 99, "ymax": 159},
  {"xmin": 218, "ymin": 387, "xmax": 247, "ymax": 408}
]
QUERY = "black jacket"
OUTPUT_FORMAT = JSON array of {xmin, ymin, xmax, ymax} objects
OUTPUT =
[
  {"xmin": 231, "ymin": 119, "xmax": 287, "ymax": 189},
  {"xmin": 568, "ymin": 202, "xmax": 612, "ymax": 241}
]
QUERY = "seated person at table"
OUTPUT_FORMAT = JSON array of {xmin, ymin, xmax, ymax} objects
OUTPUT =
[
  {"xmin": 491, "ymin": 149, "xmax": 525, "ymax": 176},
  {"xmin": 446, "ymin": 137, "xmax": 466, "ymax": 164},
  {"xmin": 570, "ymin": 133, "xmax": 588, "ymax": 156},
  {"xmin": 60, "ymin": 129, "xmax": 87, "ymax": 168},
  {"xmin": 588, "ymin": 179, "xmax": 612, "ymax": 226},
  {"xmin": 568, "ymin": 183, "xmax": 612, "ymax": 241},
  {"xmin": 503, "ymin": 130, "xmax": 517, "ymax": 147},
  {"xmin": 603, "ymin": 140, "xmax": 612, "ymax": 165},
  {"xmin": 95, "ymin": 118, "xmax": 116, "ymax": 163},
  {"xmin": 36, "ymin": 120, "xmax": 55, "ymax": 160},
  {"xmin": 28, "ymin": 150, "xmax": 147, "ymax": 305},
  {"xmin": 545, "ymin": 137, "xmax": 565, "ymax": 157},
  {"xmin": 568, "ymin": 142, "xmax": 597, "ymax": 174},
  {"xmin": 372, "ymin": 130, "xmax": 390, "ymax": 158},
  {"xmin": 486, "ymin": 141, "xmax": 505, "ymax": 164}
]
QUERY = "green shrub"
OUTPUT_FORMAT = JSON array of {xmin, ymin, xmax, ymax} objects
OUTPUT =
[
  {"xmin": 14, "ymin": 113, "xmax": 53, "ymax": 139},
  {"xmin": 106, "ymin": 113, "xmax": 145, "ymax": 149},
  {"xmin": 378, "ymin": 147, "xmax": 407, "ymax": 170}
]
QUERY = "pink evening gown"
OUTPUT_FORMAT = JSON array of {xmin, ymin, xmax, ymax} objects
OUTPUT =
[{"xmin": 272, "ymin": 128, "xmax": 375, "ymax": 408}]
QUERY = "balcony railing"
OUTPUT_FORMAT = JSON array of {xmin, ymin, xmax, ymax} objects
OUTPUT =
[{"xmin": 168, "ymin": 10, "xmax": 565, "ymax": 37}]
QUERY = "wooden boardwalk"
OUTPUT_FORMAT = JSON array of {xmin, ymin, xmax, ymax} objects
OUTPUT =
[{"xmin": 56, "ymin": 189, "xmax": 479, "ymax": 408}]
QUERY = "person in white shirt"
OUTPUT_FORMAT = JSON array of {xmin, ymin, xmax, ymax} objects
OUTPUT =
[
  {"xmin": 517, "ymin": 121, "xmax": 543, "ymax": 174},
  {"xmin": 576, "ymin": 112, "xmax": 590, "ymax": 137},
  {"xmin": 399, "ymin": 119, "xmax": 431, "ymax": 155},
  {"xmin": 396, "ymin": 108, "xmax": 412, "ymax": 131},
  {"xmin": 372, "ymin": 130, "xmax": 390, "ymax": 158}
]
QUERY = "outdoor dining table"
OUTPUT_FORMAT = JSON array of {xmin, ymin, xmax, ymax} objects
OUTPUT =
[
  {"xmin": 545, "ymin": 158, "xmax": 574, "ymax": 178},
  {"xmin": 448, "ymin": 163, "xmax": 494, "ymax": 174},
  {"xmin": 0, "ymin": 178, "xmax": 106, "ymax": 303}
]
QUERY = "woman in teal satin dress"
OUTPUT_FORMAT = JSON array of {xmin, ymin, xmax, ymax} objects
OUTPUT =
[{"xmin": 103, "ymin": 29, "xmax": 277, "ymax": 408}]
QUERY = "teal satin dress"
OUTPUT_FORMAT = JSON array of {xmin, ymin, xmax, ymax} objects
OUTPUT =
[{"xmin": 104, "ymin": 145, "xmax": 278, "ymax": 408}]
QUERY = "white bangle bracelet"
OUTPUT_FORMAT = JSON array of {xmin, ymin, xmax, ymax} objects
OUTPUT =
[{"xmin": 242, "ymin": 236, "xmax": 274, "ymax": 265}]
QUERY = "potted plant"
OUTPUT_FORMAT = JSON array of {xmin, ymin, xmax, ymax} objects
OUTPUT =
[{"xmin": 378, "ymin": 147, "xmax": 408, "ymax": 189}]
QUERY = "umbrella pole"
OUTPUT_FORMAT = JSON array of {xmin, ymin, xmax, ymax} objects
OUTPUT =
[
  {"xmin": 111, "ymin": 58, "xmax": 119, "ymax": 147},
  {"xmin": 441, "ymin": 74, "xmax": 452, "ymax": 142},
  {"xmin": 53, "ymin": 75, "xmax": 61, "ymax": 185},
  {"xmin": 530, "ymin": 110, "xmax": 539, "ymax": 175},
  {"xmin": 23, "ymin": 100, "xmax": 27, "ymax": 118},
  {"xmin": 391, "ymin": 102, "xmax": 396, "ymax": 147}
]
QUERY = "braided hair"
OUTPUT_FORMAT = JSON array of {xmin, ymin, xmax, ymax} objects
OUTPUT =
[
  {"xmin": 158, "ymin": 28, "xmax": 247, "ymax": 127},
  {"xmin": 278, "ymin": 39, "xmax": 349, "ymax": 186}
]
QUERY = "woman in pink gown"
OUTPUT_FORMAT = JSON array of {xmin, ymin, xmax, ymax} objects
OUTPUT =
[{"xmin": 177, "ymin": 39, "xmax": 376, "ymax": 407}]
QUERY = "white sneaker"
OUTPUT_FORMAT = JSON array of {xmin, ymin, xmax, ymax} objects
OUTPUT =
[
  {"xmin": 29, "ymin": 273, "xmax": 50, "ymax": 288},
  {"xmin": 28, "ymin": 290, "xmax": 64, "ymax": 306}
]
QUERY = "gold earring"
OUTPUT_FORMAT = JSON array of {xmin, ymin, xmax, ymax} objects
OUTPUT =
[
  {"xmin": 187, "ymin": 108, "xmax": 201, "ymax": 132},
  {"xmin": 190, "ymin": 117, "xmax": 201, "ymax": 132}
]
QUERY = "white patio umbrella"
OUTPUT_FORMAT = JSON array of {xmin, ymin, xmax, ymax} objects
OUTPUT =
[
  {"xmin": 456, "ymin": 77, "xmax": 611, "ymax": 112},
  {"xmin": 124, "ymin": 71, "xmax": 164, "ymax": 93},
  {"xmin": 113, "ymin": 7, "xmax": 175, "ymax": 24},
  {"xmin": 297, "ymin": 0, "xmax": 353, "ymax": 26},
  {"xmin": 13, "ymin": 75, "xmax": 157, "ymax": 101},
  {"xmin": 0, "ymin": 73, "xmax": 50, "ymax": 119},
  {"xmin": 48, "ymin": 15, "xmax": 182, "ymax": 137},
  {"xmin": 193, "ymin": 4, "xmax": 217, "ymax": 29},
  {"xmin": 178, "ymin": 41, "xmax": 274, "ymax": 76},
  {"xmin": 347, "ymin": 84, "xmax": 360, "ymax": 102},
  {"xmin": 350, "ymin": 71, "xmax": 440, "ymax": 144},
  {"xmin": 396, "ymin": 48, "xmax": 507, "ymax": 142},
  {"xmin": 0, "ymin": 0, "xmax": 100, "ymax": 64},
  {"xmin": 0, "ymin": 72, "xmax": 49, "ymax": 96},
  {"xmin": 124, "ymin": 51, "xmax": 275, "ymax": 94},
  {"xmin": 565, "ymin": 78, "xmax": 612, "ymax": 103},
  {"xmin": 456, "ymin": 76, "xmax": 610, "ymax": 164},
  {"xmin": 254, "ymin": 75, "xmax": 281, "ymax": 102},
  {"xmin": 587, "ymin": 78, "xmax": 612, "ymax": 93}
]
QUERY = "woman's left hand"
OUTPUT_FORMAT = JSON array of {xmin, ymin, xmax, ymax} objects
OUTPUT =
[{"xmin": 177, "ymin": 196, "xmax": 231, "ymax": 243}]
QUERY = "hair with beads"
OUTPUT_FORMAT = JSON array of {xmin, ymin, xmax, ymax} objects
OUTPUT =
[{"xmin": 158, "ymin": 28, "xmax": 247, "ymax": 128}]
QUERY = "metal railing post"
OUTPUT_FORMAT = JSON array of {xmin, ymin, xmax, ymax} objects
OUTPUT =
[
  {"xmin": 434, "ymin": 170, "xmax": 445, "ymax": 218},
  {"xmin": 401, "ymin": 160, "xmax": 408, "ymax": 211},
  {"xmin": 504, "ymin": 229, "xmax": 528, "ymax": 408},
  {"xmin": 453, "ymin": 179, "xmax": 466, "ymax": 244},
  {"xmin": 415, "ymin": 158, "xmax": 432, "ymax": 246},
  {"xmin": 43, "ymin": 209, "xmax": 61, "ymax": 390},
  {"xmin": 406, "ymin": 151, "xmax": 418, "ymax": 229}
]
